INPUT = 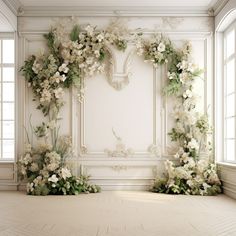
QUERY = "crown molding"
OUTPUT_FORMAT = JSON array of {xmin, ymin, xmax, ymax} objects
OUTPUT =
[
  {"xmin": 3, "ymin": 0, "xmax": 229, "ymax": 17},
  {"xmin": 213, "ymin": 0, "xmax": 229, "ymax": 16},
  {"xmin": 2, "ymin": 0, "xmax": 21, "ymax": 16},
  {"xmin": 16, "ymin": 6, "xmax": 214, "ymax": 17}
]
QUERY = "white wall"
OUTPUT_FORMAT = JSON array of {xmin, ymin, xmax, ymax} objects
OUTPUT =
[
  {"xmin": 16, "ymin": 15, "xmax": 213, "ymax": 190},
  {"xmin": 215, "ymin": 0, "xmax": 236, "ymax": 200}
]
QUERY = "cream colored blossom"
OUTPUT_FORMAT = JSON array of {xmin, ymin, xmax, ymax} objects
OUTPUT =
[
  {"xmin": 48, "ymin": 174, "xmax": 59, "ymax": 183},
  {"xmin": 59, "ymin": 63, "xmax": 69, "ymax": 73},
  {"xmin": 157, "ymin": 42, "xmax": 165, "ymax": 52},
  {"xmin": 61, "ymin": 168, "xmax": 72, "ymax": 180}
]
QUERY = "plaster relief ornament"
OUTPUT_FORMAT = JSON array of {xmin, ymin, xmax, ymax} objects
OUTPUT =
[{"xmin": 104, "ymin": 128, "xmax": 134, "ymax": 157}]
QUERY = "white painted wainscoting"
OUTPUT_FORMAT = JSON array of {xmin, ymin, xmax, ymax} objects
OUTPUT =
[
  {"xmin": 218, "ymin": 163, "xmax": 236, "ymax": 200},
  {"xmin": 12, "ymin": 16, "xmax": 214, "ymax": 190}
]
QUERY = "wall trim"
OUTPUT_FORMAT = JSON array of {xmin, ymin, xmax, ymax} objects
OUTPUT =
[
  {"xmin": 0, "ymin": 182, "xmax": 18, "ymax": 190},
  {"xmin": 16, "ymin": 6, "xmax": 213, "ymax": 17}
]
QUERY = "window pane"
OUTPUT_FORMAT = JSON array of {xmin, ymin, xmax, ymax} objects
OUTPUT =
[
  {"xmin": 226, "ymin": 94, "xmax": 235, "ymax": 117},
  {"xmin": 226, "ymin": 59, "xmax": 235, "ymax": 94},
  {"xmin": 226, "ymin": 139, "xmax": 235, "ymax": 161},
  {"xmin": 2, "ymin": 121, "xmax": 14, "ymax": 139},
  {"xmin": 2, "ymin": 83, "xmax": 14, "ymax": 101},
  {"xmin": 3, "ymin": 67, "xmax": 14, "ymax": 82},
  {"xmin": 2, "ymin": 140, "xmax": 14, "ymax": 159},
  {"xmin": 226, "ymin": 117, "xmax": 235, "ymax": 138},
  {"xmin": 2, "ymin": 40, "xmax": 14, "ymax": 64},
  {"xmin": 3, "ymin": 103, "xmax": 14, "ymax": 120},
  {"xmin": 226, "ymin": 30, "xmax": 235, "ymax": 58}
]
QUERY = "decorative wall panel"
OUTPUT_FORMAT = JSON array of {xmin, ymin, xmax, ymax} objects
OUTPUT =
[{"xmin": 16, "ymin": 16, "xmax": 213, "ymax": 190}]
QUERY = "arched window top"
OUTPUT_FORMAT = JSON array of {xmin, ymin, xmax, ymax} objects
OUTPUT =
[
  {"xmin": 217, "ymin": 8, "xmax": 236, "ymax": 32},
  {"xmin": 0, "ymin": 1, "xmax": 17, "ymax": 32}
]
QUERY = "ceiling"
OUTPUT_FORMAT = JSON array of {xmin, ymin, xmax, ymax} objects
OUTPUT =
[{"xmin": 3, "ymin": 0, "xmax": 229, "ymax": 16}]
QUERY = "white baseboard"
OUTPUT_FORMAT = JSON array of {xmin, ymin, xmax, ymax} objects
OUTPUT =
[
  {"xmin": 0, "ymin": 182, "xmax": 18, "ymax": 191},
  {"xmin": 222, "ymin": 186, "xmax": 236, "ymax": 200}
]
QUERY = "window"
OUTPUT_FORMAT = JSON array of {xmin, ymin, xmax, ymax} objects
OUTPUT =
[
  {"xmin": 0, "ymin": 35, "xmax": 15, "ymax": 160},
  {"xmin": 223, "ymin": 22, "xmax": 236, "ymax": 163}
]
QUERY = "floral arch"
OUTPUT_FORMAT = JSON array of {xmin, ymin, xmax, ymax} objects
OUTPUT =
[{"xmin": 18, "ymin": 20, "xmax": 221, "ymax": 196}]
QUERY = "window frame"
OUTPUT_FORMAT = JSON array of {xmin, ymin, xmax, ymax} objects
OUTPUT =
[
  {"xmin": 222, "ymin": 20, "xmax": 236, "ymax": 164},
  {"xmin": 0, "ymin": 33, "xmax": 16, "ymax": 162}
]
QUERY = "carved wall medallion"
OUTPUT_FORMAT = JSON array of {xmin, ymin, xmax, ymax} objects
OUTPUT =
[
  {"xmin": 147, "ymin": 144, "xmax": 160, "ymax": 157},
  {"xmin": 104, "ymin": 128, "xmax": 134, "ymax": 157}
]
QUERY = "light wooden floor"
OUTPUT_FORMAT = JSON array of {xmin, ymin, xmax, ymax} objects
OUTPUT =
[{"xmin": 0, "ymin": 191, "xmax": 236, "ymax": 236}]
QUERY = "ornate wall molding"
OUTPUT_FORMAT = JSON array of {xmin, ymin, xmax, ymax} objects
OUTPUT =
[
  {"xmin": 77, "ymin": 34, "xmax": 160, "ymax": 157},
  {"xmin": 106, "ymin": 47, "xmax": 135, "ymax": 91},
  {"xmin": 104, "ymin": 129, "xmax": 134, "ymax": 157}
]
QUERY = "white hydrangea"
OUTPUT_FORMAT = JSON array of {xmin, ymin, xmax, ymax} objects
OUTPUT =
[
  {"xmin": 40, "ymin": 89, "xmax": 52, "ymax": 103},
  {"xmin": 20, "ymin": 153, "xmax": 32, "ymax": 165},
  {"xmin": 46, "ymin": 151, "xmax": 61, "ymax": 163},
  {"xmin": 85, "ymin": 25, "xmax": 94, "ymax": 36},
  {"xmin": 47, "ymin": 163, "xmax": 59, "ymax": 172},
  {"xmin": 30, "ymin": 163, "xmax": 39, "ymax": 172},
  {"xmin": 187, "ymin": 138, "xmax": 199, "ymax": 150}
]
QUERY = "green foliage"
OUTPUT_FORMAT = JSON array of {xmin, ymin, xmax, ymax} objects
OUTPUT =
[
  {"xmin": 27, "ymin": 175, "xmax": 101, "ymax": 196},
  {"xmin": 163, "ymin": 79, "xmax": 181, "ymax": 96},
  {"xmin": 115, "ymin": 39, "xmax": 127, "ymax": 51},
  {"xmin": 152, "ymin": 177, "xmax": 222, "ymax": 196},
  {"xmin": 99, "ymin": 48, "xmax": 106, "ymax": 61},
  {"xmin": 44, "ymin": 30, "xmax": 59, "ymax": 57},
  {"xmin": 168, "ymin": 128, "xmax": 185, "ymax": 142},
  {"xmin": 20, "ymin": 56, "xmax": 36, "ymax": 83},
  {"xmin": 32, "ymin": 185, "xmax": 50, "ymax": 196},
  {"xmin": 151, "ymin": 178, "xmax": 168, "ymax": 193},
  {"xmin": 70, "ymin": 25, "xmax": 80, "ymax": 41},
  {"xmin": 65, "ymin": 65, "xmax": 81, "ymax": 88}
]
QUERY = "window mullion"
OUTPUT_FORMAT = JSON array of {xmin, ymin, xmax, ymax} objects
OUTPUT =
[
  {"xmin": 223, "ymin": 36, "xmax": 226, "ymax": 161},
  {"xmin": 0, "ymin": 40, "xmax": 2, "ymax": 159},
  {"xmin": 234, "ymin": 28, "xmax": 236, "ymax": 162}
]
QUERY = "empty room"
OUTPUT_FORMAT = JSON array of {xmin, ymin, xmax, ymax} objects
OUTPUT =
[{"xmin": 0, "ymin": 0, "xmax": 236, "ymax": 235}]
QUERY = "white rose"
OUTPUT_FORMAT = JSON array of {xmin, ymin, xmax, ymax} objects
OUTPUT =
[
  {"xmin": 97, "ymin": 34, "xmax": 104, "ymax": 42},
  {"xmin": 183, "ymin": 89, "xmax": 193, "ymax": 99},
  {"xmin": 157, "ymin": 42, "xmax": 165, "ymax": 52},
  {"xmin": 48, "ymin": 174, "xmax": 59, "ymax": 183},
  {"xmin": 59, "ymin": 63, "xmax": 69, "ymax": 74},
  {"xmin": 187, "ymin": 138, "xmax": 199, "ymax": 150},
  {"xmin": 61, "ymin": 168, "xmax": 72, "ymax": 180}
]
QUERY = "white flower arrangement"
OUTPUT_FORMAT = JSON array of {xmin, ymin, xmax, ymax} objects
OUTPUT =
[
  {"xmin": 137, "ymin": 39, "xmax": 221, "ymax": 195},
  {"xmin": 19, "ymin": 20, "xmax": 221, "ymax": 196}
]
